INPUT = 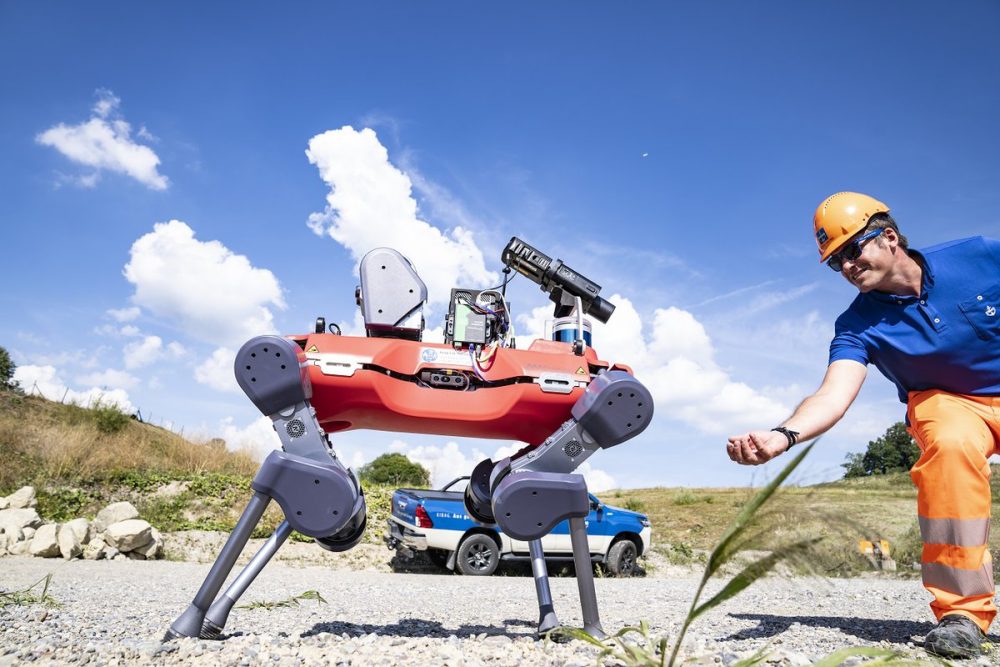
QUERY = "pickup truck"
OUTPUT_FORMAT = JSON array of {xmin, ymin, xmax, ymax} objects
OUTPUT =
[{"xmin": 385, "ymin": 477, "xmax": 652, "ymax": 576}]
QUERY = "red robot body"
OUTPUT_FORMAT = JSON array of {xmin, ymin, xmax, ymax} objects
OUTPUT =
[{"xmin": 293, "ymin": 333, "xmax": 630, "ymax": 445}]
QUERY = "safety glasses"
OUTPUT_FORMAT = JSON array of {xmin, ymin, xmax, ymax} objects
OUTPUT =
[{"xmin": 827, "ymin": 228, "xmax": 884, "ymax": 272}]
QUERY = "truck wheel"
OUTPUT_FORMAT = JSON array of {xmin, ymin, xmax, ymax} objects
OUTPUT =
[
  {"xmin": 456, "ymin": 533, "xmax": 499, "ymax": 576},
  {"xmin": 427, "ymin": 548, "xmax": 449, "ymax": 569},
  {"xmin": 606, "ymin": 539, "xmax": 638, "ymax": 577}
]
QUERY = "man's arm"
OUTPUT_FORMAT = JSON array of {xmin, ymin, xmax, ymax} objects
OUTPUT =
[{"xmin": 726, "ymin": 359, "xmax": 867, "ymax": 465}]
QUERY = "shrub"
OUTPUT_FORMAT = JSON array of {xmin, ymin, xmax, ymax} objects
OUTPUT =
[
  {"xmin": 91, "ymin": 401, "xmax": 131, "ymax": 434},
  {"xmin": 358, "ymin": 453, "xmax": 429, "ymax": 487},
  {"xmin": 842, "ymin": 422, "xmax": 920, "ymax": 478},
  {"xmin": 0, "ymin": 345, "xmax": 18, "ymax": 392}
]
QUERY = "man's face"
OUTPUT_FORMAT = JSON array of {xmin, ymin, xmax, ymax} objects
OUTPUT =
[{"xmin": 829, "ymin": 228, "xmax": 893, "ymax": 292}]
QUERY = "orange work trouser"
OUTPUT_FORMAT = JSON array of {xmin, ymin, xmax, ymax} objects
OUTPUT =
[{"xmin": 907, "ymin": 389, "xmax": 1000, "ymax": 633}]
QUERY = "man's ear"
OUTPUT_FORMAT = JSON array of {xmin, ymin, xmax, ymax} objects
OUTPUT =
[{"xmin": 881, "ymin": 226, "xmax": 899, "ymax": 249}]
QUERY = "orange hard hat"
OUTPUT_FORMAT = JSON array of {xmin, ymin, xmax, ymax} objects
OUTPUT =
[{"xmin": 813, "ymin": 192, "xmax": 890, "ymax": 262}]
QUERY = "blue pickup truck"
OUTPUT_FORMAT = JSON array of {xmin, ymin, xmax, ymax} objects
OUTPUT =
[{"xmin": 385, "ymin": 477, "xmax": 651, "ymax": 576}]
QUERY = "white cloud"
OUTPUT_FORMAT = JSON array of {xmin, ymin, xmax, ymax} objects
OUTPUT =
[
  {"xmin": 219, "ymin": 415, "xmax": 281, "ymax": 459},
  {"xmin": 107, "ymin": 306, "xmax": 141, "ymax": 322},
  {"xmin": 123, "ymin": 220, "xmax": 285, "ymax": 348},
  {"xmin": 305, "ymin": 126, "xmax": 497, "ymax": 306},
  {"xmin": 75, "ymin": 368, "xmax": 139, "ymax": 390},
  {"xmin": 519, "ymin": 296, "xmax": 790, "ymax": 437},
  {"xmin": 36, "ymin": 89, "xmax": 168, "ymax": 190},
  {"xmin": 123, "ymin": 335, "xmax": 163, "ymax": 369},
  {"xmin": 15, "ymin": 364, "xmax": 134, "ymax": 412},
  {"xmin": 195, "ymin": 347, "xmax": 239, "ymax": 393}
]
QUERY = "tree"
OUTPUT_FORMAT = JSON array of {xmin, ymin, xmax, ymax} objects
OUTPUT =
[
  {"xmin": 0, "ymin": 345, "xmax": 18, "ymax": 392},
  {"xmin": 359, "ymin": 453, "xmax": 430, "ymax": 487},
  {"xmin": 842, "ymin": 421, "xmax": 920, "ymax": 478}
]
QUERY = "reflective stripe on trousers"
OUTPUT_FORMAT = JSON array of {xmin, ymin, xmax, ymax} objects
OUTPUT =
[{"xmin": 907, "ymin": 389, "xmax": 1000, "ymax": 634}]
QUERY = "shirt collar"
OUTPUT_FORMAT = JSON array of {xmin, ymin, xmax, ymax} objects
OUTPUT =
[{"xmin": 864, "ymin": 248, "xmax": 932, "ymax": 305}]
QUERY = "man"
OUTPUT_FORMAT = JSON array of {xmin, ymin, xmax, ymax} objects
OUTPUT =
[{"xmin": 726, "ymin": 192, "xmax": 1000, "ymax": 659}]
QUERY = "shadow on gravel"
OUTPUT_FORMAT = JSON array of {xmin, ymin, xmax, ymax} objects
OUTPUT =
[
  {"xmin": 300, "ymin": 618, "xmax": 536, "ymax": 639},
  {"xmin": 725, "ymin": 613, "xmax": 969, "ymax": 645}
]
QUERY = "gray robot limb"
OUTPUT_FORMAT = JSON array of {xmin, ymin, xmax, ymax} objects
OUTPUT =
[
  {"xmin": 464, "ymin": 370, "xmax": 654, "ymax": 638},
  {"xmin": 164, "ymin": 336, "xmax": 367, "ymax": 641}
]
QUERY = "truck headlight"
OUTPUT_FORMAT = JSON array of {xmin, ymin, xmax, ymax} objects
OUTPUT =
[{"xmin": 640, "ymin": 518, "xmax": 650, "ymax": 527}]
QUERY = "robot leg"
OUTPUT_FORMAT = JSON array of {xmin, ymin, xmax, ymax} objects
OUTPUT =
[
  {"xmin": 165, "ymin": 336, "xmax": 367, "ymax": 641},
  {"xmin": 464, "ymin": 370, "xmax": 653, "ymax": 638}
]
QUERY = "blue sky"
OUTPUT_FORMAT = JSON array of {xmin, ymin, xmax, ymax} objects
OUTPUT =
[{"xmin": 2, "ymin": 2, "xmax": 998, "ymax": 489}]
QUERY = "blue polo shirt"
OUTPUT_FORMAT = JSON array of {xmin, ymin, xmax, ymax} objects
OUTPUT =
[{"xmin": 829, "ymin": 236, "xmax": 1000, "ymax": 403}]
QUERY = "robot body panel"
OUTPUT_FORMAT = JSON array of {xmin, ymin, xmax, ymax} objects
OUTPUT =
[{"xmin": 299, "ymin": 333, "xmax": 613, "ymax": 445}]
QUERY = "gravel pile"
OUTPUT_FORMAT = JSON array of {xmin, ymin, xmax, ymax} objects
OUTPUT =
[{"xmin": 1, "ymin": 556, "xmax": 996, "ymax": 665}]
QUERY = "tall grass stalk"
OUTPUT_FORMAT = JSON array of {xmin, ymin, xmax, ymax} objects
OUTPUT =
[{"xmin": 665, "ymin": 441, "xmax": 819, "ymax": 666}]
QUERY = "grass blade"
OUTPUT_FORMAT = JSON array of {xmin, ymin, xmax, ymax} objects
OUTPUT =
[
  {"xmin": 668, "ymin": 442, "xmax": 816, "ymax": 666},
  {"xmin": 688, "ymin": 538, "xmax": 822, "ymax": 623}
]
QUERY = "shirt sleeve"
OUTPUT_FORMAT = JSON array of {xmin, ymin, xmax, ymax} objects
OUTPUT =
[{"xmin": 829, "ymin": 314, "xmax": 869, "ymax": 366}]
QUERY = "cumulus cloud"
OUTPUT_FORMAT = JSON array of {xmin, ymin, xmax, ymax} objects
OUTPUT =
[
  {"xmin": 123, "ymin": 220, "xmax": 285, "ymax": 348},
  {"xmin": 123, "ymin": 335, "xmax": 163, "ymax": 369},
  {"xmin": 194, "ymin": 347, "xmax": 239, "ymax": 393},
  {"xmin": 15, "ymin": 364, "xmax": 133, "ymax": 412},
  {"xmin": 219, "ymin": 415, "xmax": 281, "ymax": 459},
  {"xmin": 36, "ymin": 89, "xmax": 168, "ymax": 190},
  {"xmin": 75, "ymin": 368, "xmax": 139, "ymax": 390},
  {"xmin": 305, "ymin": 126, "xmax": 497, "ymax": 306},
  {"xmin": 519, "ymin": 297, "xmax": 790, "ymax": 436}
]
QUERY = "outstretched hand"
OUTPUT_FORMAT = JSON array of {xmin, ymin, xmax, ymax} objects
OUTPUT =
[{"xmin": 726, "ymin": 430, "xmax": 789, "ymax": 465}]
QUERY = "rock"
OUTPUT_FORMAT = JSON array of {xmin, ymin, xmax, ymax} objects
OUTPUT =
[
  {"xmin": 0, "ymin": 496, "xmax": 7, "ymax": 510},
  {"xmin": 83, "ymin": 537, "xmax": 106, "ymax": 560},
  {"xmin": 104, "ymin": 519, "xmax": 152, "ymax": 552},
  {"xmin": 125, "ymin": 551, "xmax": 146, "ymax": 560},
  {"xmin": 101, "ymin": 545, "xmax": 120, "ymax": 560},
  {"xmin": 64, "ymin": 518, "xmax": 90, "ymax": 544},
  {"xmin": 58, "ymin": 523, "xmax": 82, "ymax": 560},
  {"xmin": 29, "ymin": 524, "xmax": 61, "ymax": 557},
  {"xmin": 0, "ymin": 532, "xmax": 15, "ymax": 551},
  {"xmin": 5, "ymin": 486, "xmax": 37, "ymax": 509},
  {"xmin": 22, "ymin": 526, "xmax": 36, "ymax": 541},
  {"xmin": 92, "ymin": 502, "xmax": 139, "ymax": 534},
  {"xmin": 133, "ymin": 528, "xmax": 163, "ymax": 559},
  {"xmin": 0, "ymin": 508, "xmax": 42, "ymax": 535},
  {"xmin": 9, "ymin": 540, "xmax": 30, "ymax": 555}
]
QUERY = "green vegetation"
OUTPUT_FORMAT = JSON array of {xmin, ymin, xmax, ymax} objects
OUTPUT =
[
  {"xmin": 0, "ymin": 345, "xmax": 17, "ymax": 392},
  {"xmin": 843, "ymin": 421, "xmax": 920, "ymax": 478},
  {"xmin": 358, "ymin": 452, "xmax": 429, "ymax": 487},
  {"xmin": 0, "ymin": 574, "xmax": 58, "ymax": 608},
  {"xmin": 240, "ymin": 589, "xmax": 327, "ymax": 610}
]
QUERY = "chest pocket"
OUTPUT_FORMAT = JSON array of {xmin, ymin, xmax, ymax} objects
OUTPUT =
[{"xmin": 958, "ymin": 283, "xmax": 1000, "ymax": 340}]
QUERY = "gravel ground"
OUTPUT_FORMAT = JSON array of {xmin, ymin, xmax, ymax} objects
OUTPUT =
[{"xmin": 1, "ymin": 553, "xmax": 997, "ymax": 665}]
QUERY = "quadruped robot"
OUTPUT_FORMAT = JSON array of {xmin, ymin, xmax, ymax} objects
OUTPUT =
[{"xmin": 165, "ymin": 237, "xmax": 654, "ymax": 642}]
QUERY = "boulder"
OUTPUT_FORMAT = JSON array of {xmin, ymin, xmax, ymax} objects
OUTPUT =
[
  {"xmin": 5, "ymin": 486, "xmax": 37, "ymax": 509},
  {"xmin": 92, "ymin": 502, "xmax": 139, "ymax": 534},
  {"xmin": 0, "ymin": 497, "xmax": 7, "ymax": 510},
  {"xmin": 133, "ymin": 528, "xmax": 163, "ymax": 559},
  {"xmin": 101, "ymin": 545, "xmax": 120, "ymax": 560},
  {"xmin": 22, "ymin": 526, "xmax": 36, "ymax": 541},
  {"xmin": 83, "ymin": 537, "xmax": 106, "ymax": 561},
  {"xmin": 29, "ymin": 524, "xmax": 61, "ymax": 557},
  {"xmin": 104, "ymin": 519, "xmax": 152, "ymax": 552},
  {"xmin": 64, "ymin": 518, "xmax": 91, "ymax": 544},
  {"xmin": 9, "ymin": 540, "xmax": 30, "ymax": 556},
  {"xmin": 0, "ymin": 508, "xmax": 41, "ymax": 536},
  {"xmin": 58, "ymin": 523, "xmax": 82, "ymax": 560}
]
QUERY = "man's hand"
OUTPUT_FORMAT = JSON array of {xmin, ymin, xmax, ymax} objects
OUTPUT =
[{"xmin": 726, "ymin": 430, "xmax": 789, "ymax": 465}]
